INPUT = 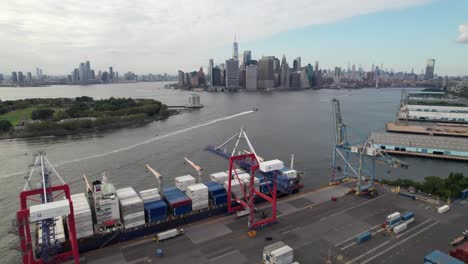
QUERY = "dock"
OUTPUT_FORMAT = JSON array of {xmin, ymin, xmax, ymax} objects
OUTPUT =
[
  {"xmin": 386, "ymin": 122, "xmax": 468, "ymax": 137},
  {"xmin": 78, "ymin": 183, "xmax": 468, "ymax": 264},
  {"xmin": 371, "ymin": 131, "xmax": 468, "ymax": 161}
]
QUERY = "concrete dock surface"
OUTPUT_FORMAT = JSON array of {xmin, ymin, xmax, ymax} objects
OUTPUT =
[{"xmin": 78, "ymin": 183, "xmax": 468, "ymax": 264}]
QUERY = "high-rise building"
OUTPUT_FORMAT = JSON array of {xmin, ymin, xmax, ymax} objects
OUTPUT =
[
  {"xmin": 85, "ymin": 60, "xmax": 91, "ymax": 80},
  {"xmin": 27, "ymin": 72, "xmax": 32, "ymax": 82},
  {"xmin": 425, "ymin": 59, "xmax": 435, "ymax": 80},
  {"xmin": 212, "ymin": 67, "xmax": 222, "ymax": 86},
  {"xmin": 11, "ymin": 72, "xmax": 18, "ymax": 83},
  {"xmin": 280, "ymin": 55, "xmax": 290, "ymax": 89},
  {"xmin": 232, "ymin": 35, "xmax": 238, "ymax": 60},
  {"xmin": 300, "ymin": 68, "xmax": 310, "ymax": 88},
  {"xmin": 178, "ymin": 70, "xmax": 185, "ymax": 87},
  {"xmin": 91, "ymin": 70, "xmax": 95, "ymax": 80},
  {"xmin": 36, "ymin": 67, "xmax": 41, "ymax": 80},
  {"xmin": 72, "ymin": 68, "xmax": 79, "ymax": 82},
  {"xmin": 208, "ymin": 59, "xmax": 214, "ymax": 86},
  {"xmin": 101, "ymin": 71, "xmax": 109, "ymax": 83},
  {"xmin": 239, "ymin": 69, "xmax": 246, "ymax": 88},
  {"xmin": 185, "ymin": 73, "xmax": 191, "ymax": 88},
  {"xmin": 296, "ymin": 57, "xmax": 301, "ymax": 70},
  {"xmin": 246, "ymin": 65, "xmax": 257, "ymax": 90},
  {"xmin": 293, "ymin": 59, "xmax": 298, "ymax": 71},
  {"xmin": 257, "ymin": 56, "xmax": 275, "ymax": 89},
  {"xmin": 109, "ymin": 67, "xmax": 114, "ymax": 81},
  {"xmin": 18, "ymin": 71, "xmax": 24, "ymax": 83},
  {"xmin": 290, "ymin": 72, "xmax": 300, "ymax": 89},
  {"xmin": 79, "ymin": 63, "xmax": 86, "ymax": 81},
  {"xmin": 334, "ymin": 67, "xmax": 342, "ymax": 84},
  {"xmin": 243, "ymin": 50, "xmax": 251, "ymax": 67},
  {"xmin": 225, "ymin": 59, "xmax": 239, "ymax": 90},
  {"xmin": 0, "ymin": 74, "xmax": 4, "ymax": 83},
  {"xmin": 306, "ymin": 64, "xmax": 314, "ymax": 87}
]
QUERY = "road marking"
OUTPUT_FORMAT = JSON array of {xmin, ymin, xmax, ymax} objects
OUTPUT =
[
  {"xmin": 209, "ymin": 250, "xmax": 239, "ymax": 262},
  {"xmin": 372, "ymin": 228, "xmax": 384, "ymax": 236},
  {"xmin": 335, "ymin": 224, "xmax": 382, "ymax": 247},
  {"xmin": 361, "ymin": 221, "xmax": 439, "ymax": 264},
  {"xmin": 396, "ymin": 218, "xmax": 432, "ymax": 238},
  {"xmin": 344, "ymin": 240, "xmax": 391, "ymax": 264},
  {"xmin": 325, "ymin": 195, "xmax": 386, "ymax": 221},
  {"xmin": 340, "ymin": 242, "xmax": 356, "ymax": 251}
]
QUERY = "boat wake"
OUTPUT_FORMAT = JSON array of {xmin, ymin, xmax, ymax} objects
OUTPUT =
[{"xmin": 1, "ymin": 110, "xmax": 255, "ymax": 179}]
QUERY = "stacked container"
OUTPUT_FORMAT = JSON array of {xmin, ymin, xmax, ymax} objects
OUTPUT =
[
  {"xmin": 116, "ymin": 187, "xmax": 145, "ymax": 229},
  {"xmin": 70, "ymin": 193, "xmax": 94, "ymax": 239},
  {"xmin": 139, "ymin": 188, "xmax": 161, "ymax": 203},
  {"xmin": 204, "ymin": 181, "xmax": 228, "ymax": 206},
  {"xmin": 144, "ymin": 200, "xmax": 168, "ymax": 223},
  {"xmin": 186, "ymin": 183, "xmax": 209, "ymax": 211},
  {"xmin": 210, "ymin": 172, "xmax": 229, "ymax": 184},
  {"xmin": 174, "ymin": 175, "xmax": 196, "ymax": 191},
  {"xmin": 425, "ymin": 250, "xmax": 464, "ymax": 264},
  {"xmin": 450, "ymin": 242, "xmax": 468, "ymax": 263},
  {"xmin": 224, "ymin": 180, "xmax": 244, "ymax": 199},
  {"xmin": 163, "ymin": 187, "xmax": 192, "ymax": 216},
  {"xmin": 263, "ymin": 242, "xmax": 294, "ymax": 264}
]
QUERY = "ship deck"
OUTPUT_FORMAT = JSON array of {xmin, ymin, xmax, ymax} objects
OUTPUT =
[
  {"xmin": 77, "ymin": 184, "xmax": 468, "ymax": 264},
  {"xmin": 386, "ymin": 122, "xmax": 468, "ymax": 137}
]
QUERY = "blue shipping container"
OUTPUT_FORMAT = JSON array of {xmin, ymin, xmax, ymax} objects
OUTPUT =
[
  {"xmin": 172, "ymin": 204, "xmax": 192, "ymax": 216},
  {"xmin": 203, "ymin": 181, "xmax": 226, "ymax": 197},
  {"xmin": 401, "ymin": 211, "xmax": 415, "ymax": 221},
  {"xmin": 424, "ymin": 250, "xmax": 464, "ymax": 264},
  {"xmin": 144, "ymin": 200, "xmax": 168, "ymax": 223},
  {"xmin": 259, "ymin": 181, "xmax": 273, "ymax": 194},
  {"xmin": 163, "ymin": 187, "xmax": 191, "ymax": 206},
  {"xmin": 354, "ymin": 231, "xmax": 371, "ymax": 244},
  {"xmin": 211, "ymin": 193, "xmax": 228, "ymax": 206}
]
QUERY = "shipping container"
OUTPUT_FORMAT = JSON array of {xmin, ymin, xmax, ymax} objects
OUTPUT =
[
  {"xmin": 210, "ymin": 172, "xmax": 229, "ymax": 184},
  {"xmin": 174, "ymin": 175, "xmax": 196, "ymax": 191},
  {"xmin": 437, "ymin": 205, "xmax": 450, "ymax": 214},
  {"xmin": 30, "ymin": 200, "xmax": 70, "ymax": 222},
  {"xmin": 460, "ymin": 189, "xmax": 468, "ymax": 199},
  {"xmin": 354, "ymin": 231, "xmax": 372, "ymax": 244},
  {"xmin": 259, "ymin": 159, "xmax": 284, "ymax": 173},
  {"xmin": 393, "ymin": 223, "xmax": 407, "ymax": 234},
  {"xmin": 450, "ymin": 242, "xmax": 468, "ymax": 263},
  {"xmin": 144, "ymin": 200, "xmax": 167, "ymax": 223},
  {"xmin": 424, "ymin": 250, "xmax": 464, "ymax": 264},
  {"xmin": 211, "ymin": 193, "xmax": 228, "ymax": 205},
  {"xmin": 203, "ymin": 181, "xmax": 226, "ymax": 197}
]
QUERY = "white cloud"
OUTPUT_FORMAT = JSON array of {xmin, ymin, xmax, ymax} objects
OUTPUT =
[
  {"xmin": 0, "ymin": 0, "xmax": 429, "ymax": 74},
  {"xmin": 456, "ymin": 23, "xmax": 468, "ymax": 44}
]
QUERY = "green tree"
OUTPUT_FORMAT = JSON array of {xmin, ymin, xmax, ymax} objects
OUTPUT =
[
  {"xmin": 31, "ymin": 108, "xmax": 55, "ymax": 120},
  {"xmin": 0, "ymin": 119, "xmax": 12, "ymax": 132}
]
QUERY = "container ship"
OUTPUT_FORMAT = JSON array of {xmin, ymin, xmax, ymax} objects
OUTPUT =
[{"xmin": 14, "ymin": 129, "xmax": 303, "ymax": 264}]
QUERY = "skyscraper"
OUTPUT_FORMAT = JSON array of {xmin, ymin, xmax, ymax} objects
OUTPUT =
[
  {"xmin": 306, "ymin": 64, "xmax": 314, "ymax": 86},
  {"xmin": 18, "ymin": 71, "xmax": 24, "ymax": 83},
  {"xmin": 79, "ymin": 63, "xmax": 86, "ymax": 81},
  {"xmin": 178, "ymin": 70, "xmax": 185, "ymax": 86},
  {"xmin": 11, "ymin": 72, "xmax": 18, "ymax": 83},
  {"xmin": 27, "ymin": 72, "xmax": 32, "ymax": 82},
  {"xmin": 232, "ymin": 35, "xmax": 238, "ymax": 60},
  {"xmin": 225, "ymin": 59, "xmax": 239, "ymax": 91},
  {"xmin": 212, "ymin": 67, "xmax": 222, "ymax": 87},
  {"xmin": 300, "ymin": 68, "xmax": 310, "ymax": 88},
  {"xmin": 85, "ymin": 60, "xmax": 91, "ymax": 80},
  {"xmin": 290, "ymin": 72, "xmax": 300, "ymax": 89},
  {"xmin": 293, "ymin": 59, "xmax": 298, "ymax": 71},
  {"xmin": 109, "ymin": 67, "xmax": 114, "ymax": 81},
  {"xmin": 280, "ymin": 55, "xmax": 290, "ymax": 89},
  {"xmin": 243, "ymin": 50, "xmax": 251, "ymax": 67},
  {"xmin": 296, "ymin": 57, "xmax": 301, "ymax": 70},
  {"xmin": 425, "ymin": 59, "xmax": 435, "ymax": 80},
  {"xmin": 246, "ymin": 65, "xmax": 257, "ymax": 90},
  {"xmin": 208, "ymin": 59, "xmax": 214, "ymax": 86},
  {"xmin": 257, "ymin": 56, "xmax": 275, "ymax": 89},
  {"xmin": 334, "ymin": 67, "xmax": 342, "ymax": 85},
  {"xmin": 72, "ymin": 69, "xmax": 79, "ymax": 83},
  {"xmin": 0, "ymin": 74, "xmax": 4, "ymax": 83}
]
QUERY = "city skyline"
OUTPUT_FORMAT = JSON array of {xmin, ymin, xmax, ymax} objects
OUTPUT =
[{"xmin": 1, "ymin": 0, "xmax": 467, "ymax": 76}]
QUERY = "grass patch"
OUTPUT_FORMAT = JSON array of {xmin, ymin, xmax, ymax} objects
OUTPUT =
[{"xmin": 0, "ymin": 107, "xmax": 64, "ymax": 125}]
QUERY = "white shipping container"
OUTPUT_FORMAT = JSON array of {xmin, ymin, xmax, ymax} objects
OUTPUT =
[
  {"xmin": 259, "ymin": 159, "xmax": 284, "ymax": 173},
  {"xmin": 282, "ymin": 170, "xmax": 297, "ymax": 179},
  {"xmin": 437, "ymin": 205, "xmax": 450, "ymax": 214},
  {"xmin": 156, "ymin": 228, "xmax": 183, "ymax": 241},
  {"xmin": 175, "ymin": 175, "xmax": 196, "ymax": 191},
  {"xmin": 386, "ymin": 212, "xmax": 401, "ymax": 222},
  {"xmin": 210, "ymin": 172, "xmax": 229, "ymax": 183},
  {"xmin": 123, "ymin": 211, "xmax": 145, "ymax": 220},
  {"xmin": 76, "ymin": 230, "xmax": 94, "ymax": 239},
  {"xmin": 30, "ymin": 200, "xmax": 70, "ymax": 222},
  {"xmin": 393, "ymin": 223, "xmax": 407, "ymax": 233},
  {"xmin": 124, "ymin": 220, "xmax": 145, "ymax": 229}
]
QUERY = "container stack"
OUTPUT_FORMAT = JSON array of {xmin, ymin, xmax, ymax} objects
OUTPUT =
[
  {"xmin": 259, "ymin": 181, "xmax": 274, "ymax": 194},
  {"xmin": 263, "ymin": 241, "xmax": 295, "ymax": 264},
  {"xmin": 70, "ymin": 193, "xmax": 94, "ymax": 239},
  {"xmin": 139, "ymin": 188, "xmax": 161, "ymax": 203},
  {"xmin": 144, "ymin": 200, "xmax": 167, "ymax": 223},
  {"xmin": 175, "ymin": 175, "xmax": 196, "ymax": 191},
  {"xmin": 116, "ymin": 187, "xmax": 145, "ymax": 229},
  {"xmin": 163, "ymin": 187, "xmax": 192, "ymax": 216},
  {"xmin": 186, "ymin": 183, "xmax": 209, "ymax": 211},
  {"xmin": 204, "ymin": 181, "xmax": 228, "ymax": 206},
  {"xmin": 38, "ymin": 216, "xmax": 65, "ymax": 245},
  {"xmin": 224, "ymin": 180, "xmax": 244, "ymax": 199},
  {"xmin": 450, "ymin": 242, "xmax": 468, "ymax": 263},
  {"xmin": 210, "ymin": 172, "xmax": 229, "ymax": 184}
]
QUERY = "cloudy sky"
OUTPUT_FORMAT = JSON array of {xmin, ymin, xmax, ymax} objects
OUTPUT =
[{"xmin": 0, "ymin": 0, "xmax": 467, "ymax": 76}]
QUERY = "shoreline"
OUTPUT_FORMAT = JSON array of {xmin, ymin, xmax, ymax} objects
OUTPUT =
[{"xmin": 0, "ymin": 111, "xmax": 179, "ymax": 140}]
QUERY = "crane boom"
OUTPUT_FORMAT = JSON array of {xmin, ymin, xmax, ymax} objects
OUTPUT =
[
  {"xmin": 184, "ymin": 157, "xmax": 203, "ymax": 183},
  {"xmin": 145, "ymin": 164, "xmax": 163, "ymax": 197}
]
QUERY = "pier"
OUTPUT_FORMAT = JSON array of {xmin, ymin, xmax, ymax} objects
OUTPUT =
[
  {"xmin": 386, "ymin": 122, "xmax": 468, "ymax": 137},
  {"xmin": 371, "ymin": 131, "xmax": 468, "ymax": 161}
]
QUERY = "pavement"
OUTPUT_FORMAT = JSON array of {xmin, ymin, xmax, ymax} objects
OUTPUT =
[{"xmin": 79, "ymin": 183, "xmax": 468, "ymax": 264}]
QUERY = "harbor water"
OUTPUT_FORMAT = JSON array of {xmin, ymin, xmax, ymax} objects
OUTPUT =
[{"xmin": 0, "ymin": 82, "xmax": 466, "ymax": 263}]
